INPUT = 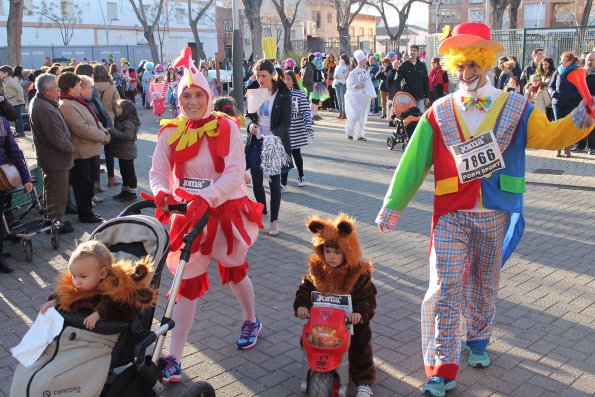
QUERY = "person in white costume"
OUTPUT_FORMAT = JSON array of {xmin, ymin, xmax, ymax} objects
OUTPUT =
[{"xmin": 345, "ymin": 50, "xmax": 377, "ymax": 141}]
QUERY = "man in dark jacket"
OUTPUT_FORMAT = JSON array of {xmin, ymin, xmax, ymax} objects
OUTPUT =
[
  {"xmin": 395, "ymin": 45, "xmax": 430, "ymax": 111},
  {"xmin": 29, "ymin": 74, "xmax": 76, "ymax": 234},
  {"xmin": 520, "ymin": 48, "xmax": 544, "ymax": 91},
  {"xmin": 301, "ymin": 54, "xmax": 315, "ymax": 98}
]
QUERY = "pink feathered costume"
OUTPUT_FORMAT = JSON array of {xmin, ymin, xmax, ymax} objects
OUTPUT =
[{"xmin": 148, "ymin": 47, "xmax": 263, "ymax": 301}]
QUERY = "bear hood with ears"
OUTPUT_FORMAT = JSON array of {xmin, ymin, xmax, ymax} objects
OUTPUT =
[
  {"xmin": 306, "ymin": 213, "xmax": 373, "ymax": 294},
  {"xmin": 55, "ymin": 256, "xmax": 158, "ymax": 313}
]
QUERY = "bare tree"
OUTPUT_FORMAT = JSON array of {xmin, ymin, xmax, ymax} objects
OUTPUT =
[
  {"xmin": 156, "ymin": 2, "xmax": 176, "ymax": 62},
  {"xmin": 36, "ymin": 0, "xmax": 83, "ymax": 46},
  {"xmin": 188, "ymin": 0, "xmax": 215, "ymax": 61},
  {"xmin": 508, "ymin": 0, "xmax": 521, "ymax": 28},
  {"xmin": 7, "ymin": 0, "xmax": 23, "ymax": 65},
  {"xmin": 490, "ymin": 0, "xmax": 508, "ymax": 29},
  {"xmin": 128, "ymin": 0, "xmax": 165, "ymax": 63},
  {"xmin": 335, "ymin": 0, "xmax": 368, "ymax": 55},
  {"xmin": 270, "ymin": 0, "xmax": 302, "ymax": 55},
  {"xmin": 242, "ymin": 0, "xmax": 264, "ymax": 59},
  {"xmin": 369, "ymin": 0, "xmax": 430, "ymax": 43},
  {"xmin": 581, "ymin": 0, "xmax": 593, "ymax": 25}
]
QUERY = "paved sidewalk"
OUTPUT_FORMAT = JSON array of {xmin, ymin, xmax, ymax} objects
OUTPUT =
[{"xmin": 0, "ymin": 108, "xmax": 593, "ymax": 396}]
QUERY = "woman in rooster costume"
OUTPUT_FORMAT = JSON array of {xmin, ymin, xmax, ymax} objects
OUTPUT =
[{"xmin": 147, "ymin": 47, "xmax": 264, "ymax": 383}]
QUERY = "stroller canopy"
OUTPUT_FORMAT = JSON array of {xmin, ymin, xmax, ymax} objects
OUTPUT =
[{"xmin": 90, "ymin": 215, "xmax": 169, "ymax": 268}]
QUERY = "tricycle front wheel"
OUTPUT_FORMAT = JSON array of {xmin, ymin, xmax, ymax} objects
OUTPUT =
[{"xmin": 308, "ymin": 371, "xmax": 338, "ymax": 397}]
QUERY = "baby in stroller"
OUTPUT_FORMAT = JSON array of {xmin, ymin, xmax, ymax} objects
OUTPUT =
[
  {"xmin": 386, "ymin": 92, "xmax": 423, "ymax": 151},
  {"xmin": 39, "ymin": 240, "xmax": 157, "ymax": 330},
  {"xmin": 11, "ymin": 206, "xmax": 216, "ymax": 397}
]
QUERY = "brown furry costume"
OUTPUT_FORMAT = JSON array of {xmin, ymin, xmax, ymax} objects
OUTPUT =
[
  {"xmin": 293, "ymin": 214, "xmax": 377, "ymax": 386},
  {"xmin": 50, "ymin": 257, "xmax": 157, "ymax": 323}
]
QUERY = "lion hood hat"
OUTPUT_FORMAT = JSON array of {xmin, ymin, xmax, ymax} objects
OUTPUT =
[{"xmin": 306, "ymin": 214, "xmax": 372, "ymax": 294}]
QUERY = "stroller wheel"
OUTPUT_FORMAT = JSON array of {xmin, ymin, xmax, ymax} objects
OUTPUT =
[
  {"xmin": 182, "ymin": 381, "xmax": 216, "ymax": 397},
  {"xmin": 51, "ymin": 227, "xmax": 60, "ymax": 250},
  {"xmin": 386, "ymin": 137, "xmax": 395, "ymax": 150},
  {"xmin": 23, "ymin": 239, "xmax": 33, "ymax": 262}
]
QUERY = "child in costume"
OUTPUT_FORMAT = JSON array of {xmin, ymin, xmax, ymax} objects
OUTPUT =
[
  {"xmin": 142, "ymin": 62, "xmax": 155, "ymax": 109},
  {"xmin": 345, "ymin": 50, "xmax": 377, "ymax": 141},
  {"xmin": 294, "ymin": 214, "xmax": 376, "ymax": 397},
  {"xmin": 151, "ymin": 91, "xmax": 165, "ymax": 121},
  {"xmin": 375, "ymin": 23, "xmax": 595, "ymax": 396},
  {"xmin": 109, "ymin": 99, "xmax": 140, "ymax": 202},
  {"xmin": 309, "ymin": 53, "xmax": 328, "ymax": 121},
  {"xmin": 147, "ymin": 46, "xmax": 264, "ymax": 383},
  {"xmin": 40, "ymin": 240, "xmax": 156, "ymax": 330}
]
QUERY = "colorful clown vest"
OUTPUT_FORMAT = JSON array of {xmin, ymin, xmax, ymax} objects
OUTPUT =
[{"xmin": 429, "ymin": 91, "xmax": 529, "ymax": 263}]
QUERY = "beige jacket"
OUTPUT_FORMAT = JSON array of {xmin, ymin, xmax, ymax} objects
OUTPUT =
[
  {"xmin": 94, "ymin": 81, "xmax": 120, "ymax": 124},
  {"xmin": 2, "ymin": 76, "xmax": 25, "ymax": 106},
  {"xmin": 524, "ymin": 84, "xmax": 552, "ymax": 114},
  {"xmin": 59, "ymin": 99, "xmax": 110, "ymax": 160}
]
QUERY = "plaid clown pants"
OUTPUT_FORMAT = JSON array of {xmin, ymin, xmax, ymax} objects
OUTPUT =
[{"xmin": 421, "ymin": 210, "xmax": 510, "ymax": 380}]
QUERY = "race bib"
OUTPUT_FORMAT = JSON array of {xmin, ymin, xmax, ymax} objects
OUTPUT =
[
  {"xmin": 179, "ymin": 177, "xmax": 213, "ymax": 194},
  {"xmin": 448, "ymin": 131, "xmax": 505, "ymax": 184},
  {"xmin": 357, "ymin": 70, "xmax": 369, "ymax": 82}
]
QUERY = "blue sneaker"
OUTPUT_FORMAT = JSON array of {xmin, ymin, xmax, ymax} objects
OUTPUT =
[
  {"xmin": 236, "ymin": 317, "xmax": 262, "ymax": 350},
  {"xmin": 421, "ymin": 376, "xmax": 457, "ymax": 397},
  {"xmin": 467, "ymin": 346, "xmax": 491, "ymax": 368},
  {"xmin": 162, "ymin": 355, "xmax": 181, "ymax": 383}
]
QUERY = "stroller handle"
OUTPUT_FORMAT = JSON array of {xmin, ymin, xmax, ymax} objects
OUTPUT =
[{"xmin": 119, "ymin": 200, "xmax": 187, "ymax": 217}]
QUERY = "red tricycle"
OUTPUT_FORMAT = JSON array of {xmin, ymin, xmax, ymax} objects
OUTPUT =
[{"xmin": 299, "ymin": 292, "xmax": 353, "ymax": 397}]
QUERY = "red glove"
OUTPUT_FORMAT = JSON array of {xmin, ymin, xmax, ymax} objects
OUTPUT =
[
  {"xmin": 140, "ymin": 191, "xmax": 177, "ymax": 224},
  {"xmin": 168, "ymin": 189, "xmax": 210, "ymax": 251}
]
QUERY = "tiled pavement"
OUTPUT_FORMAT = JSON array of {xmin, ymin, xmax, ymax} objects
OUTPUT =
[{"xmin": 0, "ymin": 107, "xmax": 594, "ymax": 396}]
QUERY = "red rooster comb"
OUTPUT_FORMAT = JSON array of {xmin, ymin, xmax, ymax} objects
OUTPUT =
[{"xmin": 173, "ymin": 46, "xmax": 194, "ymax": 69}]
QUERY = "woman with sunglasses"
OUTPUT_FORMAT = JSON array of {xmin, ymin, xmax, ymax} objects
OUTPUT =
[{"xmin": 548, "ymin": 52, "xmax": 582, "ymax": 157}]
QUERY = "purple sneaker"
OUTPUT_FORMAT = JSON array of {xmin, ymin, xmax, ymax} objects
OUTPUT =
[{"xmin": 162, "ymin": 355, "xmax": 181, "ymax": 383}]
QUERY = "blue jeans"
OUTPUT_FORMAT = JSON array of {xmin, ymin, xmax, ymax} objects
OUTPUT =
[
  {"xmin": 13, "ymin": 104, "xmax": 24, "ymax": 134},
  {"xmin": 335, "ymin": 83, "xmax": 346, "ymax": 115}
]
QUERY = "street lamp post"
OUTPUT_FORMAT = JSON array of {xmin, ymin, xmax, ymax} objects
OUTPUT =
[
  {"xmin": 105, "ymin": 18, "xmax": 119, "ymax": 46},
  {"xmin": 232, "ymin": 0, "xmax": 244, "ymax": 112}
]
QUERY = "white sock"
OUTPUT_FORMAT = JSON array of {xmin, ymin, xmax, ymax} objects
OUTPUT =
[
  {"xmin": 169, "ymin": 296, "xmax": 198, "ymax": 361},
  {"xmin": 228, "ymin": 276, "xmax": 256, "ymax": 323}
]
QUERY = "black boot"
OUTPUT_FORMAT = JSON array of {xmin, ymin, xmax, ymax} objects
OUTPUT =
[{"xmin": 0, "ymin": 257, "xmax": 13, "ymax": 273}]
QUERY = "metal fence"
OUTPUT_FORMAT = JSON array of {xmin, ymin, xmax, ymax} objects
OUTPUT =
[
  {"xmin": 427, "ymin": 26, "xmax": 595, "ymax": 70},
  {"xmin": 290, "ymin": 35, "xmax": 378, "ymax": 57},
  {"xmin": 0, "ymin": 45, "xmax": 153, "ymax": 69}
]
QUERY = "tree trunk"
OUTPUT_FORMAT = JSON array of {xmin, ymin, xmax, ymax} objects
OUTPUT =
[
  {"xmin": 242, "ymin": 0, "xmax": 263, "ymax": 59},
  {"xmin": 582, "ymin": 0, "xmax": 593, "ymax": 25},
  {"xmin": 508, "ymin": 0, "xmax": 521, "ymax": 28},
  {"xmin": 190, "ymin": 24, "xmax": 207, "ymax": 60},
  {"xmin": 491, "ymin": 0, "xmax": 508, "ymax": 29},
  {"xmin": 8, "ymin": 0, "xmax": 23, "ymax": 65},
  {"xmin": 338, "ymin": 27, "xmax": 350, "ymax": 56},
  {"xmin": 144, "ymin": 30, "xmax": 161, "ymax": 64},
  {"xmin": 282, "ymin": 22, "xmax": 292, "ymax": 55}
]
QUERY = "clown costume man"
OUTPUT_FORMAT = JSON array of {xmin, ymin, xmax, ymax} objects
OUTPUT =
[
  {"xmin": 148, "ymin": 47, "xmax": 264, "ymax": 383},
  {"xmin": 375, "ymin": 23, "xmax": 595, "ymax": 397}
]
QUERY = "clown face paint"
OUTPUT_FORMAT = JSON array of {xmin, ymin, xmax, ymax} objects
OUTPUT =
[
  {"xmin": 456, "ymin": 61, "xmax": 488, "ymax": 92},
  {"xmin": 180, "ymin": 85, "xmax": 209, "ymax": 120}
]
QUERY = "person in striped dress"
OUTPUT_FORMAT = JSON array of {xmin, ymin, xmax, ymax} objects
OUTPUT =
[{"xmin": 281, "ymin": 70, "xmax": 313, "ymax": 190}]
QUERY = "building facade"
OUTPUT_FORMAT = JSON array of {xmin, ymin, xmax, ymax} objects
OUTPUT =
[
  {"xmin": 428, "ymin": 0, "xmax": 594, "ymax": 34},
  {"xmin": 0, "ymin": 0, "xmax": 217, "ymax": 67}
]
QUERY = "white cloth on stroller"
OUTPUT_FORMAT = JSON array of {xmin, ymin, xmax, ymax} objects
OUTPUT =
[{"xmin": 11, "ymin": 307, "xmax": 64, "ymax": 367}]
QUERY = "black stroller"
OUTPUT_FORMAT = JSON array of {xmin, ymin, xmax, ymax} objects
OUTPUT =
[
  {"xmin": 386, "ymin": 92, "xmax": 423, "ymax": 151},
  {"xmin": 11, "ymin": 200, "xmax": 216, "ymax": 397}
]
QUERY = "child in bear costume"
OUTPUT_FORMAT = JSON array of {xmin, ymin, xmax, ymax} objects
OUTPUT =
[
  {"xmin": 294, "ymin": 214, "xmax": 377, "ymax": 397},
  {"xmin": 41, "ymin": 240, "xmax": 157, "ymax": 329}
]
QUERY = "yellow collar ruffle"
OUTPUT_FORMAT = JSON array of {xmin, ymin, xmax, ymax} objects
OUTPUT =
[{"xmin": 162, "ymin": 116, "xmax": 219, "ymax": 152}]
